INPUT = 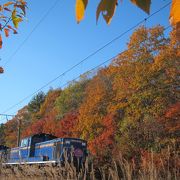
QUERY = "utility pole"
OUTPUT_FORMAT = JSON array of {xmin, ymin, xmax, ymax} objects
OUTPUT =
[
  {"xmin": 17, "ymin": 118, "xmax": 21, "ymax": 147},
  {"xmin": 0, "ymin": 113, "xmax": 21, "ymax": 147},
  {"xmin": 0, "ymin": 113, "xmax": 15, "ymax": 122}
]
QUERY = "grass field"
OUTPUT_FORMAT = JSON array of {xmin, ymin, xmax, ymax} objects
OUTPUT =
[{"xmin": 0, "ymin": 152, "xmax": 179, "ymax": 180}]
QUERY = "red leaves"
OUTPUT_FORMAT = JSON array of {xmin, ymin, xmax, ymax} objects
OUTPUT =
[
  {"xmin": 0, "ymin": 66, "xmax": 4, "ymax": 73},
  {"xmin": 165, "ymin": 102, "xmax": 180, "ymax": 118},
  {"xmin": 4, "ymin": 28, "xmax": 9, "ymax": 37},
  {"xmin": 55, "ymin": 111, "xmax": 79, "ymax": 138},
  {"xmin": 0, "ymin": 0, "xmax": 26, "ymax": 49},
  {"xmin": 88, "ymin": 114, "xmax": 116, "ymax": 157},
  {"xmin": 0, "ymin": 26, "xmax": 17, "ymax": 49},
  {"xmin": 158, "ymin": 102, "xmax": 180, "ymax": 136},
  {"xmin": 2, "ymin": 26, "xmax": 179, "ymax": 167},
  {"xmin": 22, "ymin": 111, "xmax": 79, "ymax": 139},
  {"xmin": 0, "ymin": 34, "xmax": 2, "ymax": 49},
  {"xmin": 7, "ymin": 25, "xmax": 18, "ymax": 34},
  {"xmin": 23, "ymin": 119, "xmax": 45, "ymax": 137}
]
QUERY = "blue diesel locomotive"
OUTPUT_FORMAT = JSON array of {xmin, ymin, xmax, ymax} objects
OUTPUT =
[{"xmin": 0, "ymin": 133, "xmax": 87, "ymax": 165}]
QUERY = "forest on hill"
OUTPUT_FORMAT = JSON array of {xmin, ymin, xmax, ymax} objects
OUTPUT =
[{"xmin": 0, "ymin": 26, "xmax": 179, "ymax": 170}]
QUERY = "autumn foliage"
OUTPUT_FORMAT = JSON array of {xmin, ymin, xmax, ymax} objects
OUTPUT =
[
  {"xmin": 1, "ymin": 26, "xmax": 179, "ymax": 170},
  {"xmin": 75, "ymin": 0, "xmax": 180, "ymax": 31},
  {"xmin": 0, "ymin": 0, "xmax": 26, "ymax": 49}
]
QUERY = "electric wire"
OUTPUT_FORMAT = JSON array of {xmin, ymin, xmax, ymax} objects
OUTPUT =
[
  {"xmin": 0, "ymin": 1, "xmax": 171, "ymax": 115},
  {"xmin": 2, "ymin": 0, "xmax": 61, "ymax": 67},
  {"xmin": 2, "ymin": 2, "xmax": 170, "ymax": 69},
  {"xmin": 0, "ymin": 0, "xmax": 171, "ymax": 119},
  {"xmin": 0, "ymin": 25, "xmax": 171, "ymax": 122}
]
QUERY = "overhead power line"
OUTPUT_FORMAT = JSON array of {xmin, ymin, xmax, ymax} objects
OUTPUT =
[
  {"xmin": 58, "ymin": 26, "xmax": 171, "ymax": 90},
  {"xmin": 0, "ymin": 25, "xmax": 171, "ymax": 119},
  {"xmin": 3, "ymin": 2, "xmax": 170, "ymax": 69},
  {"xmin": 0, "ymin": 113, "xmax": 15, "ymax": 116},
  {"xmin": 0, "ymin": 113, "xmax": 15, "ymax": 122},
  {"xmin": 0, "ymin": 1, "xmax": 171, "ymax": 115},
  {"xmin": 3, "ymin": 0, "xmax": 61, "ymax": 67}
]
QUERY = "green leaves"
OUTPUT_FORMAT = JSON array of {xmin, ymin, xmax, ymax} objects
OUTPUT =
[{"xmin": 55, "ymin": 80, "xmax": 88, "ymax": 117}]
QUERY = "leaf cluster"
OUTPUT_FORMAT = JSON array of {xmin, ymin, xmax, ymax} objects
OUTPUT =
[{"xmin": 0, "ymin": 0, "xmax": 27, "ymax": 48}]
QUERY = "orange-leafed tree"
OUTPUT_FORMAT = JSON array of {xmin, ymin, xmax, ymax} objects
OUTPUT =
[
  {"xmin": 42, "ymin": 109, "xmax": 59, "ymax": 135},
  {"xmin": 109, "ymin": 26, "xmax": 179, "ymax": 157},
  {"xmin": 158, "ymin": 102, "xmax": 180, "ymax": 149},
  {"xmin": 24, "ymin": 119, "xmax": 45, "ymax": 137},
  {"xmin": 55, "ymin": 111, "xmax": 79, "ymax": 138},
  {"xmin": 77, "ymin": 67, "xmax": 115, "ymax": 154},
  {"xmin": 38, "ymin": 89, "xmax": 61, "ymax": 118},
  {"xmin": 4, "ymin": 118, "xmax": 18, "ymax": 147},
  {"xmin": 22, "ymin": 89, "xmax": 61, "ymax": 137},
  {"xmin": 88, "ymin": 113, "xmax": 117, "ymax": 159}
]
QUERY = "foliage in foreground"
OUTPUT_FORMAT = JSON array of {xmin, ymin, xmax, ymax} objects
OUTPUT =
[{"xmin": 0, "ymin": 150, "xmax": 179, "ymax": 180}]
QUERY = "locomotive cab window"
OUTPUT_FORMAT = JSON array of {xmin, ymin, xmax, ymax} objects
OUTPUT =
[{"xmin": 21, "ymin": 138, "xmax": 29, "ymax": 147}]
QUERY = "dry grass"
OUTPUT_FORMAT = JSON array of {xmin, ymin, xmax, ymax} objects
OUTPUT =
[{"xmin": 0, "ymin": 152, "xmax": 179, "ymax": 180}]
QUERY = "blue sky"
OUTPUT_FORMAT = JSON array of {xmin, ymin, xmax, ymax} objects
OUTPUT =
[{"xmin": 0, "ymin": 0, "xmax": 171, "ymax": 123}]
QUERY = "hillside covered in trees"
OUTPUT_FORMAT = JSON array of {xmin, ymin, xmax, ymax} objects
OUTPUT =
[{"xmin": 0, "ymin": 26, "xmax": 179, "ymax": 168}]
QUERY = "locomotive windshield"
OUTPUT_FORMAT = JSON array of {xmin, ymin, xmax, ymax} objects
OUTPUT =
[{"xmin": 21, "ymin": 138, "xmax": 29, "ymax": 147}]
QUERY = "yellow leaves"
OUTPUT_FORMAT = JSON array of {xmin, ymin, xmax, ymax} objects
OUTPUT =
[
  {"xmin": 75, "ymin": 0, "xmax": 152, "ymax": 24},
  {"xmin": 75, "ymin": 0, "xmax": 118, "ymax": 24},
  {"xmin": 0, "ymin": 1, "xmax": 26, "ymax": 49},
  {"xmin": 169, "ymin": 0, "xmax": 180, "ymax": 41},
  {"xmin": 11, "ymin": 0, "xmax": 26, "ymax": 28},
  {"xmin": 0, "ymin": 6, "xmax": 3, "ymax": 12},
  {"xmin": 75, "ymin": 0, "xmax": 88, "ymax": 23},
  {"xmin": 12, "ymin": 9, "xmax": 22, "ymax": 28},
  {"xmin": 131, "ymin": 0, "xmax": 151, "ymax": 14},
  {"xmin": 96, "ymin": 0, "xmax": 118, "ymax": 24},
  {"xmin": 169, "ymin": 0, "xmax": 180, "ymax": 26}
]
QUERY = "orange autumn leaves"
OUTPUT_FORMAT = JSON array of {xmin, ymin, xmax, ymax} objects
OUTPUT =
[
  {"xmin": 75, "ymin": 0, "xmax": 180, "ymax": 38},
  {"xmin": 169, "ymin": 0, "xmax": 180, "ymax": 26},
  {"xmin": 75, "ymin": 0, "xmax": 151, "ymax": 24},
  {"xmin": 2, "ymin": 26, "xmax": 179, "ymax": 160},
  {"xmin": 75, "ymin": 0, "xmax": 180, "ymax": 47},
  {"xmin": 0, "ymin": 0, "xmax": 26, "ymax": 49}
]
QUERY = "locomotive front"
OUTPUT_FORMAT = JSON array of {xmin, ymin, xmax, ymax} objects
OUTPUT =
[{"xmin": 59, "ymin": 138, "xmax": 87, "ymax": 164}]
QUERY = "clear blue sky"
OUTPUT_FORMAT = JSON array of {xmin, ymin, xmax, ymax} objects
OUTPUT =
[{"xmin": 0, "ymin": 0, "xmax": 171, "ymax": 123}]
